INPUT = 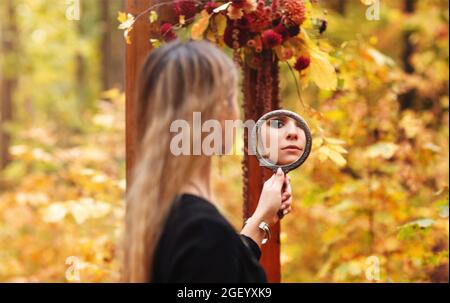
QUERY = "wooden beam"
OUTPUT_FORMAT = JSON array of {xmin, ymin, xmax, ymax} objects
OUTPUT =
[
  {"xmin": 242, "ymin": 50, "xmax": 281, "ymax": 282},
  {"xmin": 125, "ymin": 0, "xmax": 153, "ymax": 185}
]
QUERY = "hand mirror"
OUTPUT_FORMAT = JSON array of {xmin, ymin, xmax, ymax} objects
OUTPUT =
[{"xmin": 250, "ymin": 109, "xmax": 312, "ymax": 174}]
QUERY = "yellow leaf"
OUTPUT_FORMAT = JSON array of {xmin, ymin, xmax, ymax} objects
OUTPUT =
[
  {"xmin": 191, "ymin": 10, "xmax": 210, "ymax": 40},
  {"xmin": 300, "ymin": 31, "xmax": 337, "ymax": 91},
  {"xmin": 179, "ymin": 15, "xmax": 186, "ymax": 25},
  {"xmin": 117, "ymin": 11, "xmax": 127, "ymax": 23},
  {"xmin": 319, "ymin": 145, "xmax": 347, "ymax": 167},
  {"xmin": 365, "ymin": 142, "xmax": 399, "ymax": 159},
  {"xmin": 324, "ymin": 137, "xmax": 346, "ymax": 145},
  {"xmin": 42, "ymin": 203, "xmax": 68, "ymax": 223},
  {"xmin": 118, "ymin": 13, "xmax": 135, "ymax": 30},
  {"xmin": 215, "ymin": 13, "xmax": 227, "ymax": 36},
  {"xmin": 328, "ymin": 144, "xmax": 348, "ymax": 154},
  {"xmin": 149, "ymin": 10, "xmax": 158, "ymax": 23}
]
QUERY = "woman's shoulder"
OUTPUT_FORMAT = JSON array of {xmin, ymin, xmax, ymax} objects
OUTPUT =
[
  {"xmin": 156, "ymin": 193, "xmax": 241, "ymax": 263},
  {"xmin": 167, "ymin": 193, "xmax": 235, "ymax": 232}
]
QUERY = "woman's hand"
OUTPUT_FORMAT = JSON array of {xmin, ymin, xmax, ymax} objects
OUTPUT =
[{"xmin": 253, "ymin": 168, "xmax": 293, "ymax": 226}]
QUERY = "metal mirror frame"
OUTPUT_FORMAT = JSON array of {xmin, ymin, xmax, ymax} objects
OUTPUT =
[{"xmin": 250, "ymin": 109, "xmax": 312, "ymax": 174}]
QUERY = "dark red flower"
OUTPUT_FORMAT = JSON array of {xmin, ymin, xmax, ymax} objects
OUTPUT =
[
  {"xmin": 231, "ymin": 0, "xmax": 246, "ymax": 9},
  {"xmin": 294, "ymin": 56, "xmax": 310, "ymax": 71},
  {"xmin": 261, "ymin": 29, "xmax": 282, "ymax": 49},
  {"xmin": 204, "ymin": 1, "xmax": 219, "ymax": 14},
  {"xmin": 236, "ymin": 15, "xmax": 251, "ymax": 30},
  {"xmin": 287, "ymin": 24, "xmax": 300, "ymax": 36},
  {"xmin": 172, "ymin": 0, "xmax": 197, "ymax": 20},
  {"xmin": 160, "ymin": 23, "xmax": 177, "ymax": 41}
]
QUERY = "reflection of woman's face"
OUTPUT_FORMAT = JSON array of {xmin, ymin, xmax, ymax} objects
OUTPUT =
[{"xmin": 258, "ymin": 116, "xmax": 306, "ymax": 165}]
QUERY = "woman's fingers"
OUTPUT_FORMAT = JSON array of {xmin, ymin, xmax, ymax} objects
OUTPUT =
[
  {"xmin": 283, "ymin": 206, "xmax": 292, "ymax": 215},
  {"xmin": 281, "ymin": 192, "xmax": 291, "ymax": 202}
]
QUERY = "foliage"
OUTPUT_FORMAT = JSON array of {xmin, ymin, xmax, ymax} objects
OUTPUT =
[{"xmin": 0, "ymin": 0, "xmax": 448, "ymax": 282}]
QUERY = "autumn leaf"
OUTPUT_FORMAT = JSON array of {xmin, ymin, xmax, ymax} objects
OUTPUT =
[
  {"xmin": 149, "ymin": 10, "xmax": 158, "ymax": 24},
  {"xmin": 318, "ymin": 145, "xmax": 347, "ymax": 167},
  {"xmin": 191, "ymin": 10, "xmax": 210, "ymax": 40},
  {"xmin": 365, "ymin": 142, "xmax": 399, "ymax": 159},
  {"xmin": 300, "ymin": 30, "xmax": 337, "ymax": 91},
  {"xmin": 117, "ymin": 12, "xmax": 135, "ymax": 44}
]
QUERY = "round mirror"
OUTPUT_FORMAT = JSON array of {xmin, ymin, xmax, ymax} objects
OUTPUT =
[{"xmin": 250, "ymin": 109, "xmax": 312, "ymax": 174}]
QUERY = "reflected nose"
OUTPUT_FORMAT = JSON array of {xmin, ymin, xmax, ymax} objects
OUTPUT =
[{"xmin": 285, "ymin": 121, "xmax": 299, "ymax": 141}]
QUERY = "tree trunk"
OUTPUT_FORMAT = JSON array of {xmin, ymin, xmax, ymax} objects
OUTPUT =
[
  {"xmin": 0, "ymin": 0, "xmax": 18, "ymax": 170},
  {"xmin": 398, "ymin": 0, "xmax": 417, "ymax": 111},
  {"xmin": 100, "ymin": 0, "xmax": 112, "ymax": 91}
]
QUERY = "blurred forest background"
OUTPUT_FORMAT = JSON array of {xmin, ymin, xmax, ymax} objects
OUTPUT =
[{"xmin": 0, "ymin": 0, "xmax": 448, "ymax": 282}]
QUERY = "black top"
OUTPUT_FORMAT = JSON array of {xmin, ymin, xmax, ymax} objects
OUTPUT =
[{"xmin": 152, "ymin": 193, "xmax": 267, "ymax": 283}]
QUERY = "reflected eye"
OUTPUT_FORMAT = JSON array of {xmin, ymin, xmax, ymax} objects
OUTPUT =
[{"xmin": 268, "ymin": 119, "xmax": 284, "ymax": 128}]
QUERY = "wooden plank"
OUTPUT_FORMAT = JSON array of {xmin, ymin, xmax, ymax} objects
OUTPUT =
[
  {"xmin": 242, "ymin": 51, "xmax": 281, "ymax": 282},
  {"xmin": 125, "ymin": 0, "xmax": 153, "ymax": 185}
]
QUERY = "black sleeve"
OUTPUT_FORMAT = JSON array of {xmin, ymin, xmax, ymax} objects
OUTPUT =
[
  {"xmin": 166, "ymin": 217, "xmax": 241, "ymax": 283},
  {"xmin": 239, "ymin": 234, "xmax": 262, "ymax": 261}
]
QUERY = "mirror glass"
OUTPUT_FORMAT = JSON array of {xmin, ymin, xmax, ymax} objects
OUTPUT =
[{"xmin": 251, "ymin": 110, "xmax": 312, "ymax": 173}]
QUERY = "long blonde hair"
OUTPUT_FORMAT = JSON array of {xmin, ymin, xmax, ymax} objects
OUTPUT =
[{"xmin": 123, "ymin": 40, "xmax": 238, "ymax": 282}]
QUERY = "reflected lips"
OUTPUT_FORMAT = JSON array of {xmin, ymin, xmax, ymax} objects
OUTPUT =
[{"xmin": 282, "ymin": 145, "xmax": 302, "ymax": 151}]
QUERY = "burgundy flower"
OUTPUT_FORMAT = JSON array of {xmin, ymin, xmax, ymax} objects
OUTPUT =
[
  {"xmin": 160, "ymin": 23, "xmax": 177, "ymax": 41},
  {"xmin": 261, "ymin": 29, "xmax": 283, "ymax": 49},
  {"xmin": 231, "ymin": 0, "xmax": 246, "ymax": 9},
  {"xmin": 287, "ymin": 24, "xmax": 300, "ymax": 36},
  {"xmin": 294, "ymin": 56, "xmax": 310, "ymax": 71},
  {"xmin": 172, "ymin": 0, "xmax": 197, "ymax": 20},
  {"xmin": 236, "ymin": 15, "xmax": 251, "ymax": 30},
  {"xmin": 274, "ymin": 22, "xmax": 289, "ymax": 39}
]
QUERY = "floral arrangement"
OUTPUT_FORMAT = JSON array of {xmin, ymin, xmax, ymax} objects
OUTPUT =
[{"xmin": 118, "ymin": 0, "xmax": 337, "ymax": 91}]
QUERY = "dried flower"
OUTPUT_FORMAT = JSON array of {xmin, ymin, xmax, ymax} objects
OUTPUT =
[
  {"xmin": 228, "ymin": 0, "xmax": 257, "ymax": 20},
  {"xmin": 160, "ymin": 23, "xmax": 177, "ymax": 41},
  {"xmin": 261, "ymin": 29, "xmax": 283, "ymax": 48},
  {"xmin": 283, "ymin": 0, "xmax": 306, "ymax": 26}
]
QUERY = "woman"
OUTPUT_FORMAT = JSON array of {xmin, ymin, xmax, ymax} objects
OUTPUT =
[{"xmin": 123, "ymin": 40, "xmax": 293, "ymax": 283}]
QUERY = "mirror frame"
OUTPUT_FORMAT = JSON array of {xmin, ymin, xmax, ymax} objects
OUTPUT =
[{"xmin": 250, "ymin": 109, "xmax": 312, "ymax": 173}]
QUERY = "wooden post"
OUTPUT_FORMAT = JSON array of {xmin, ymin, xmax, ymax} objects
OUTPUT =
[
  {"xmin": 125, "ymin": 0, "xmax": 281, "ymax": 283},
  {"xmin": 242, "ymin": 50, "xmax": 281, "ymax": 282},
  {"xmin": 125, "ymin": 0, "xmax": 153, "ymax": 184}
]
